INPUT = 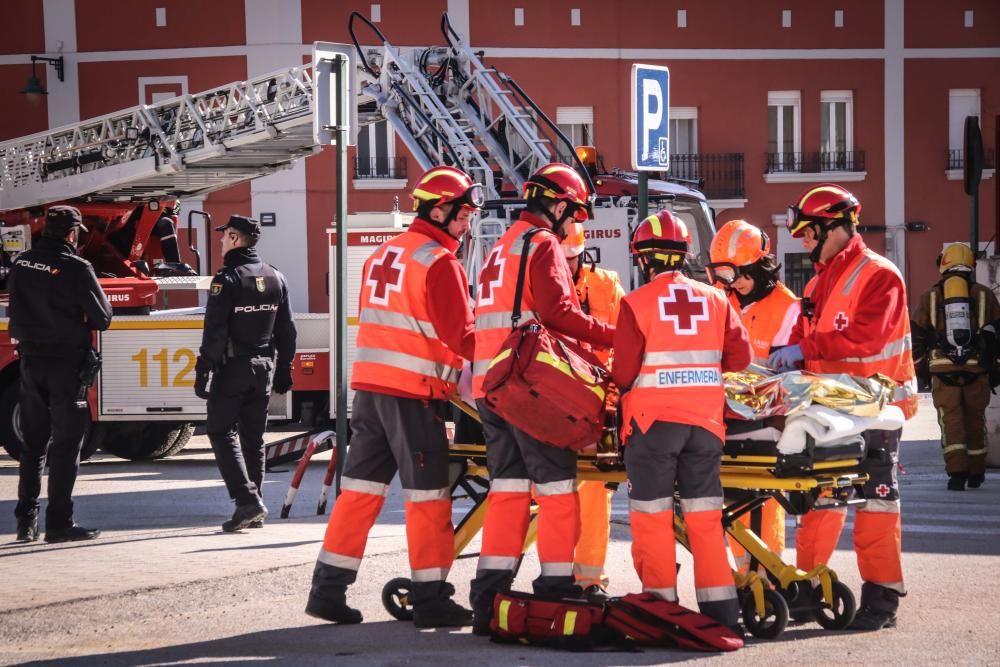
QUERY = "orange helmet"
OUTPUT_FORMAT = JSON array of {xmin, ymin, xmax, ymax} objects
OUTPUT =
[
  {"xmin": 523, "ymin": 162, "xmax": 593, "ymax": 221},
  {"xmin": 786, "ymin": 183, "xmax": 861, "ymax": 238},
  {"xmin": 411, "ymin": 166, "xmax": 484, "ymax": 212},
  {"xmin": 707, "ymin": 219, "xmax": 770, "ymax": 285},
  {"xmin": 631, "ymin": 210, "xmax": 690, "ymax": 257},
  {"xmin": 561, "ymin": 222, "xmax": 586, "ymax": 258}
]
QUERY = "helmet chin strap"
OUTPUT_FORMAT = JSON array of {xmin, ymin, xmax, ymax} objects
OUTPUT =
[{"xmin": 808, "ymin": 222, "xmax": 830, "ymax": 263}]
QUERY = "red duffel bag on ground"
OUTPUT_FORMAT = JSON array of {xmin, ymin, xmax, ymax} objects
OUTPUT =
[{"xmin": 481, "ymin": 230, "xmax": 611, "ymax": 450}]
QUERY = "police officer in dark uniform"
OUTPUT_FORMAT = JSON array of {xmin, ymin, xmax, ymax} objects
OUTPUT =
[
  {"xmin": 195, "ymin": 215, "xmax": 296, "ymax": 532},
  {"xmin": 9, "ymin": 205, "xmax": 113, "ymax": 543}
]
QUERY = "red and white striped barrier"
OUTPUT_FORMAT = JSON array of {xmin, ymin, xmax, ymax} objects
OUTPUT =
[{"xmin": 278, "ymin": 430, "xmax": 337, "ymax": 519}]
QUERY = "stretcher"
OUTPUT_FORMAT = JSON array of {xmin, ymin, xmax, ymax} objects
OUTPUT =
[{"xmin": 378, "ymin": 402, "xmax": 870, "ymax": 640}]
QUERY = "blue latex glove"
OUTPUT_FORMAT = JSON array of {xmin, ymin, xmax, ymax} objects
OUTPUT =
[{"xmin": 767, "ymin": 344, "xmax": 804, "ymax": 372}]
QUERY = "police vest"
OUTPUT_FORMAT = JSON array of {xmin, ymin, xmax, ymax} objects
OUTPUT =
[
  {"xmin": 351, "ymin": 230, "xmax": 463, "ymax": 399},
  {"xmin": 226, "ymin": 261, "xmax": 283, "ymax": 356},
  {"xmin": 472, "ymin": 220, "xmax": 556, "ymax": 398},
  {"xmin": 576, "ymin": 264, "xmax": 624, "ymax": 366},
  {"xmin": 729, "ymin": 283, "xmax": 800, "ymax": 367},
  {"xmin": 802, "ymin": 249, "xmax": 918, "ymax": 418},
  {"xmin": 620, "ymin": 272, "xmax": 731, "ymax": 442}
]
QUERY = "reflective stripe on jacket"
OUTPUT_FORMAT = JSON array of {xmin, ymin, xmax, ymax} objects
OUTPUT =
[
  {"xmin": 351, "ymin": 230, "xmax": 463, "ymax": 398},
  {"xmin": 730, "ymin": 283, "xmax": 800, "ymax": 366},
  {"xmin": 471, "ymin": 220, "xmax": 552, "ymax": 397},
  {"xmin": 802, "ymin": 249, "xmax": 918, "ymax": 418},
  {"xmin": 620, "ymin": 273, "xmax": 731, "ymax": 441}
]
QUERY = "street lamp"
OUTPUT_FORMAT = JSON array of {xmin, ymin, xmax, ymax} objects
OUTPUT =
[{"xmin": 21, "ymin": 55, "xmax": 65, "ymax": 104}]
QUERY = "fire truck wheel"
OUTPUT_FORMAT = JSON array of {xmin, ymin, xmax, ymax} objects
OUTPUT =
[
  {"xmin": 0, "ymin": 382, "xmax": 23, "ymax": 460},
  {"xmin": 152, "ymin": 423, "xmax": 194, "ymax": 459},
  {"xmin": 0, "ymin": 383, "xmax": 100, "ymax": 461},
  {"xmin": 100, "ymin": 422, "xmax": 192, "ymax": 460}
]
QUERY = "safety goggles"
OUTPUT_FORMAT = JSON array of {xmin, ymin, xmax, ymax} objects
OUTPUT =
[
  {"xmin": 705, "ymin": 262, "xmax": 751, "ymax": 286},
  {"xmin": 456, "ymin": 183, "xmax": 486, "ymax": 210},
  {"xmin": 785, "ymin": 206, "xmax": 817, "ymax": 237}
]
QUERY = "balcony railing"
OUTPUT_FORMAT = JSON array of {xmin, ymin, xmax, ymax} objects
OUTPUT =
[
  {"xmin": 665, "ymin": 153, "xmax": 745, "ymax": 199},
  {"xmin": 765, "ymin": 150, "xmax": 866, "ymax": 174},
  {"xmin": 354, "ymin": 156, "xmax": 407, "ymax": 179},
  {"xmin": 947, "ymin": 148, "xmax": 996, "ymax": 170}
]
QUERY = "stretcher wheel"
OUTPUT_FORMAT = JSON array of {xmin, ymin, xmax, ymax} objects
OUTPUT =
[
  {"xmin": 381, "ymin": 577, "xmax": 415, "ymax": 621},
  {"xmin": 741, "ymin": 588, "xmax": 789, "ymax": 640},
  {"xmin": 811, "ymin": 580, "xmax": 856, "ymax": 630}
]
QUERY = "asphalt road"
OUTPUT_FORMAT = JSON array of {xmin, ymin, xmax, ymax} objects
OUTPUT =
[{"xmin": 1, "ymin": 398, "xmax": 999, "ymax": 665}]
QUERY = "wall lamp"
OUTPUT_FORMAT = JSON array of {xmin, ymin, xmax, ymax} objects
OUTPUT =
[{"xmin": 21, "ymin": 55, "xmax": 65, "ymax": 101}]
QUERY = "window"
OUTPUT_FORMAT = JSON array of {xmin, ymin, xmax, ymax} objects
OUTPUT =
[
  {"xmin": 355, "ymin": 120, "xmax": 399, "ymax": 178},
  {"xmin": 556, "ymin": 107, "xmax": 593, "ymax": 160},
  {"xmin": 949, "ymin": 89, "xmax": 981, "ymax": 165},
  {"xmin": 514, "ymin": 7, "xmax": 524, "ymax": 26},
  {"xmin": 677, "ymin": 9, "xmax": 687, "ymax": 28},
  {"xmin": 768, "ymin": 91, "xmax": 801, "ymax": 172},
  {"xmin": 821, "ymin": 90, "xmax": 853, "ymax": 170},
  {"xmin": 570, "ymin": 8, "xmax": 581, "ymax": 26},
  {"xmin": 670, "ymin": 108, "xmax": 698, "ymax": 155},
  {"xmin": 783, "ymin": 252, "xmax": 815, "ymax": 297},
  {"xmin": 834, "ymin": 9, "xmax": 844, "ymax": 27}
]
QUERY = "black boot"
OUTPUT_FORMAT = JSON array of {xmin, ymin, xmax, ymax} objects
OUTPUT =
[
  {"xmin": 222, "ymin": 499, "xmax": 267, "ymax": 532},
  {"xmin": 16, "ymin": 515, "xmax": 39, "ymax": 543},
  {"xmin": 45, "ymin": 524, "xmax": 100, "ymax": 543},
  {"xmin": 849, "ymin": 583, "xmax": 900, "ymax": 631},
  {"xmin": 968, "ymin": 472, "xmax": 985, "ymax": 489},
  {"xmin": 471, "ymin": 593, "xmax": 496, "ymax": 636},
  {"xmin": 947, "ymin": 473, "xmax": 967, "ymax": 491},
  {"xmin": 305, "ymin": 588, "xmax": 363, "ymax": 625},
  {"xmin": 413, "ymin": 597, "xmax": 474, "ymax": 628}
]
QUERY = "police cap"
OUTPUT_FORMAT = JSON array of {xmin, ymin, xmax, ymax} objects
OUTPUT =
[
  {"xmin": 44, "ymin": 205, "xmax": 88, "ymax": 235},
  {"xmin": 215, "ymin": 214, "xmax": 261, "ymax": 239}
]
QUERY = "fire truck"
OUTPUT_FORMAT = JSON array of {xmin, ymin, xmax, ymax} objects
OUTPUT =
[
  {"xmin": 0, "ymin": 14, "xmax": 718, "ymax": 461},
  {"xmin": 0, "ymin": 55, "xmax": 334, "ymax": 461}
]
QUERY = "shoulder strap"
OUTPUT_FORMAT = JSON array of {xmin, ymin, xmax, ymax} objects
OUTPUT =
[{"xmin": 511, "ymin": 227, "xmax": 548, "ymax": 329}]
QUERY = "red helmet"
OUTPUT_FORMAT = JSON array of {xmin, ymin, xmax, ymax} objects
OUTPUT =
[
  {"xmin": 411, "ymin": 166, "xmax": 484, "ymax": 211},
  {"xmin": 786, "ymin": 184, "xmax": 861, "ymax": 238},
  {"xmin": 631, "ymin": 210, "xmax": 690, "ymax": 257},
  {"xmin": 523, "ymin": 162, "xmax": 593, "ymax": 221}
]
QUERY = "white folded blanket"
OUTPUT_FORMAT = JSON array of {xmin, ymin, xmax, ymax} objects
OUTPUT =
[
  {"xmin": 776, "ymin": 404, "xmax": 906, "ymax": 455},
  {"xmin": 726, "ymin": 427, "xmax": 783, "ymax": 443}
]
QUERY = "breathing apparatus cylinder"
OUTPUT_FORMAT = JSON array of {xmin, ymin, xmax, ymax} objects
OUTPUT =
[{"xmin": 943, "ymin": 274, "xmax": 972, "ymax": 362}]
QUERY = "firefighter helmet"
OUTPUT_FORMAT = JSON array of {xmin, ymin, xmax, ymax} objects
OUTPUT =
[
  {"xmin": 939, "ymin": 243, "xmax": 976, "ymax": 274},
  {"xmin": 708, "ymin": 219, "xmax": 770, "ymax": 285},
  {"xmin": 561, "ymin": 222, "xmax": 586, "ymax": 258},
  {"xmin": 523, "ymin": 163, "xmax": 593, "ymax": 221},
  {"xmin": 631, "ymin": 210, "xmax": 690, "ymax": 256},
  {"xmin": 786, "ymin": 183, "xmax": 861, "ymax": 238},
  {"xmin": 410, "ymin": 166, "xmax": 484, "ymax": 211}
]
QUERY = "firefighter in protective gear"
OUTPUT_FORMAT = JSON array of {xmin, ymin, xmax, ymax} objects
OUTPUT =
[
  {"xmin": 560, "ymin": 222, "xmax": 626, "ymax": 594},
  {"xmin": 469, "ymin": 163, "xmax": 613, "ymax": 634},
  {"xmin": 613, "ymin": 210, "xmax": 752, "ymax": 631},
  {"xmin": 911, "ymin": 243, "xmax": 1000, "ymax": 490},
  {"xmin": 197, "ymin": 215, "xmax": 297, "ymax": 532},
  {"xmin": 306, "ymin": 166, "xmax": 480, "ymax": 628},
  {"xmin": 708, "ymin": 219, "xmax": 800, "ymax": 573},
  {"xmin": 773, "ymin": 184, "xmax": 917, "ymax": 631}
]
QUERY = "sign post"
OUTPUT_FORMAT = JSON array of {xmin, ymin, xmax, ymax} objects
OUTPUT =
[{"xmin": 631, "ymin": 64, "xmax": 670, "ymax": 222}]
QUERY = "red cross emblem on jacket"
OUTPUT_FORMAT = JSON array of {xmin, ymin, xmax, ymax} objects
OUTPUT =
[
  {"xmin": 366, "ymin": 246, "xmax": 406, "ymax": 306},
  {"xmin": 478, "ymin": 246, "xmax": 506, "ymax": 306},
  {"xmin": 875, "ymin": 483, "xmax": 891, "ymax": 497},
  {"xmin": 834, "ymin": 311, "xmax": 849, "ymax": 331},
  {"xmin": 658, "ymin": 284, "xmax": 709, "ymax": 335}
]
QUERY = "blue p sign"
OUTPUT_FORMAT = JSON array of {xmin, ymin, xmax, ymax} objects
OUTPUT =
[{"xmin": 630, "ymin": 64, "xmax": 670, "ymax": 171}]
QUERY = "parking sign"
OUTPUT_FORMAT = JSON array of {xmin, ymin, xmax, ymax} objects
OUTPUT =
[{"xmin": 630, "ymin": 64, "xmax": 670, "ymax": 171}]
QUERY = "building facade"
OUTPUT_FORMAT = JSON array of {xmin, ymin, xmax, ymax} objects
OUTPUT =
[{"xmin": 1, "ymin": 0, "xmax": 997, "ymax": 311}]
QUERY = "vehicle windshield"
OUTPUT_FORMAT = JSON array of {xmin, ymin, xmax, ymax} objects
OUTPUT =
[{"xmin": 660, "ymin": 196, "xmax": 716, "ymax": 280}]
